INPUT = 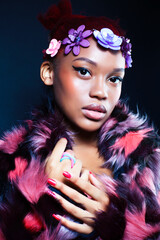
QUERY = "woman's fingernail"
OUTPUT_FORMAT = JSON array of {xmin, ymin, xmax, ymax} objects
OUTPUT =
[
  {"xmin": 52, "ymin": 214, "xmax": 61, "ymax": 221},
  {"xmin": 89, "ymin": 171, "xmax": 96, "ymax": 177},
  {"xmin": 84, "ymin": 192, "xmax": 92, "ymax": 199},
  {"xmin": 63, "ymin": 171, "xmax": 71, "ymax": 179},
  {"xmin": 47, "ymin": 190, "xmax": 57, "ymax": 199},
  {"xmin": 48, "ymin": 178, "xmax": 57, "ymax": 186}
]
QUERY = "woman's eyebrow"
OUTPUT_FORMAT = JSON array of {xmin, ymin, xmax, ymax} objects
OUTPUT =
[
  {"xmin": 112, "ymin": 68, "xmax": 125, "ymax": 73},
  {"xmin": 72, "ymin": 57, "xmax": 97, "ymax": 66}
]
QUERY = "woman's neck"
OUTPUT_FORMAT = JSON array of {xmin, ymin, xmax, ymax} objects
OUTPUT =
[
  {"xmin": 70, "ymin": 130, "xmax": 112, "ymax": 176},
  {"xmin": 62, "ymin": 115, "xmax": 112, "ymax": 176}
]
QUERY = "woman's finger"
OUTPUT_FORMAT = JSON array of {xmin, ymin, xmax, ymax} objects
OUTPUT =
[
  {"xmin": 47, "ymin": 189, "xmax": 94, "ymax": 225},
  {"xmin": 47, "ymin": 138, "xmax": 67, "ymax": 164},
  {"xmin": 89, "ymin": 172, "xmax": 103, "ymax": 189},
  {"xmin": 48, "ymin": 176, "xmax": 108, "ymax": 214},
  {"xmin": 45, "ymin": 138, "xmax": 69, "ymax": 179},
  {"xmin": 52, "ymin": 214, "xmax": 94, "ymax": 234},
  {"xmin": 80, "ymin": 168, "xmax": 90, "ymax": 181},
  {"xmin": 48, "ymin": 178, "xmax": 93, "ymax": 208},
  {"xmin": 45, "ymin": 138, "xmax": 83, "ymax": 181},
  {"xmin": 63, "ymin": 172, "xmax": 106, "ymax": 201}
]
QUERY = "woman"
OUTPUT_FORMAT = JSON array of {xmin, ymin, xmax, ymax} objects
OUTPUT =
[{"xmin": 0, "ymin": 0, "xmax": 160, "ymax": 239}]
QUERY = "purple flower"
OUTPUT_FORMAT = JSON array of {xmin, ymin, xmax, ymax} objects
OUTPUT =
[
  {"xmin": 93, "ymin": 28, "xmax": 122, "ymax": 50},
  {"xmin": 93, "ymin": 28, "xmax": 132, "ymax": 68},
  {"xmin": 121, "ymin": 37, "xmax": 132, "ymax": 68},
  {"xmin": 62, "ymin": 25, "xmax": 92, "ymax": 55}
]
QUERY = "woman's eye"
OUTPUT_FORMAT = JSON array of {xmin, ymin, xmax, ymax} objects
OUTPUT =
[
  {"xmin": 72, "ymin": 66, "xmax": 91, "ymax": 77},
  {"xmin": 108, "ymin": 76, "xmax": 123, "ymax": 83}
]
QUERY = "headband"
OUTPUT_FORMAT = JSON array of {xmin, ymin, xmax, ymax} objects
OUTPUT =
[{"xmin": 45, "ymin": 24, "xmax": 132, "ymax": 68}]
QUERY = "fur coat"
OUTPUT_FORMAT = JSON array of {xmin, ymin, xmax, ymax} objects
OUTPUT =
[{"xmin": 0, "ymin": 101, "xmax": 160, "ymax": 240}]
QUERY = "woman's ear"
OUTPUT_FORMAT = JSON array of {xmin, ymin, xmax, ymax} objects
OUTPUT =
[{"xmin": 40, "ymin": 61, "xmax": 54, "ymax": 85}]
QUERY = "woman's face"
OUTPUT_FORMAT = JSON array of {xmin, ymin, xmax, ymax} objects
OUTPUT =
[{"xmin": 53, "ymin": 38, "xmax": 125, "ymax": 132}]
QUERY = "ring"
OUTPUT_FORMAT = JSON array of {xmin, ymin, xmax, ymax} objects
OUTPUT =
[{"xmin": 60, "ymin": 152, "xmax": 76, "ymax": 168}]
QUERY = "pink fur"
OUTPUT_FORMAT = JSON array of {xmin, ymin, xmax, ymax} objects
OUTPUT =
[
  {"xmin": 0, "ymin": 229, "xmax": 6, "ymax": 240},
  {"xmin": 8, "ymin": 157, "xmax": 28, "ymax": 181},
  {"xmin": 123, "ymin": 205, "xmax": 160, "ymax": 240},
  {"xmin": 107, "ymin": 152, "xmax": 126, "ymax": 169},
  {"xmin": 36, "ymin": 221, "xmax": 78, "ymax": 240},
  {"xmin": 25, "ymin": 120, "xmax": 33, "ymax": 130},
  {"xmin": 105, "ymin": 114, "xmax": 148, "ymax": 137},
  {"xmin": 23, "ymin": 212, "xmax": 45, "ymax": 233},
  {"xmin": 157, "ymin": 191, "xmax": 160, "ymax": 205},
  {"xmin": 100, "ymin": 118, "xmax": 117, "ymax": 142},
  {"xmin": 127, "ymin": 164, "xmax": 139, "ymax": 180},
  {"xmin": 16, "ymin": 159, "xmax": 48, "ymax": 203},
  {"xmin": 31, "ymin": 123, "xmax": 52, "ymax": 152},
  {"xmin": 0, "ymin": 126, "xmax": 27, "ymax": 154},
  {"xmin": 112, "ymin": 129, "xmax": 150, "ymax": 158},
  {"xmin": 99, "ymin": 175, "xmax": 118, "ymax": 197},
  {"xmin": 138, "ymin": 167, "xmax": 156, "ymax": 194}
]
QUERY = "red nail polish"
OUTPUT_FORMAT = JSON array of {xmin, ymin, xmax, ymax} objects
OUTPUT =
[
  {"xmin": 89, "ymin": 171, "xmax": 96, "ymax": 178},
  {"xmin": 63, "ymin": 171, "xmax": 71, "ymax": 179},
  {"xmin": 48, "ymin": 178, "xmax": 57, "ymax": 186},
  {"xmin": 52, "ymin": 214, "xmax": 61, "ymax": 221},
  {"xmin": 47, "ymin": 190, "xmax": 57, "ymax": 199}
]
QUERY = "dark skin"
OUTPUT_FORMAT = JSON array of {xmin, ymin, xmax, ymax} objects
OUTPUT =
[{"xmin": 41, "ymin": 38, "xmax": 125, "ymax": 233}]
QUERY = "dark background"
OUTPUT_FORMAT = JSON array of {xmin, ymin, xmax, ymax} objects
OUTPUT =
[{"xmin": 0, "ymin": 0, "xmax": 159, "ymax": 136}]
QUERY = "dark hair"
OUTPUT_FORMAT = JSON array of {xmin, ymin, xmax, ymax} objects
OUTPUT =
[{"xmin": 38, "ymin": 0, "xmax": 125, "ymax": 45}]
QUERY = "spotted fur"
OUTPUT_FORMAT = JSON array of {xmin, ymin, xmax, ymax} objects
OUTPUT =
[{"xmin": 0, "ymin": 101, "xmax": 160, "ymax": 239}]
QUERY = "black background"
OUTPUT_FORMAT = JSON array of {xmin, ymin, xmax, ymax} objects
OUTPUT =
[{"xmin": 0, "ymin": 0, "xmax": 159, "ymax": 136}]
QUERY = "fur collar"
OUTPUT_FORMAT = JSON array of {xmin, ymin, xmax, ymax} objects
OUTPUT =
[{"xmin": 25, "ymin": 101, "xmax": 158, "ymax": 179}]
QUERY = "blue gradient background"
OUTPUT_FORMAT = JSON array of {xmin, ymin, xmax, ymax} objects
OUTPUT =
[{"xmin": 0, "ymin": 0, "xmax": 159, "ymax": 135}]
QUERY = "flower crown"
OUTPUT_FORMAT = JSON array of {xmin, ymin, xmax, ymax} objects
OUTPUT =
[{"xmin": 45, "ymin": 24, "xmax": 132, "ymax": 68}]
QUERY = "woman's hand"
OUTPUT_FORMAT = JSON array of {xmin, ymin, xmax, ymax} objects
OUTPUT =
[
  {"xmin": 47, "ymin": 171, "xmax": 109, "ymax": 234},
  {"xmin": 45, "ymin": 138, "xmax": 109, "ymax": 234},
  {"xmin": 45, "ymin": 138, "xmax": 82, "ymax": 182}
]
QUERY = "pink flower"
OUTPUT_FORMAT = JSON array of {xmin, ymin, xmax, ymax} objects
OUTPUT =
[{"xmin": 46, "ymin": 39, "xmax": 61, "ymax": 57}]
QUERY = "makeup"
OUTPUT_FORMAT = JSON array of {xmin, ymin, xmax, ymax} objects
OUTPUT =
[
  {"xmin": 82, "ymin": 103, "xmax": 106, "ymax": 121},
  {"xmin": 63, "ymin": 171, "xmax": 72, "ymax": 179},
  {"xmin": 48, "ymin": 178, "xmax": 57, "ymax": 186}
]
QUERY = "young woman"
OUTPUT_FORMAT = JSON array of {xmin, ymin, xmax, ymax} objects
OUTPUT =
[{"xmin": 0, "ymin": 0, "xmax": 160, "ymax": 239}]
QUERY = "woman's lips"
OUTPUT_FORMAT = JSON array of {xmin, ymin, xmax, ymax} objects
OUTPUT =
[{"xmin": 82, "ymin": 104, "xmax": 106, "ymax": 121}]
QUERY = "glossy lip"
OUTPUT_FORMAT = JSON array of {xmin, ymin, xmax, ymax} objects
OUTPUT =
[
  {"xmin": 81, "ymin": 103, "xmax": 107, "ymax": 121},
  {"xmin": 82, "ymin": 103, "xmax": 107, "ymax": 113}
]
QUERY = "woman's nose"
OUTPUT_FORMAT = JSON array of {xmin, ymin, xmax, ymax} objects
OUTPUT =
[{"xmin": 89, "ymin": 77, "xmax": 107, "ymax": 100}]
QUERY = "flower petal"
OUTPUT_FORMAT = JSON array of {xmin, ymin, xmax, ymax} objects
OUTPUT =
[
  {"xmin": 68, "ymin": 35, "xmax": 75, "ymax": 42},
  {"xmin": 93, "ymin": 30, "xmax": 100, "ymax": 39},
  {"xmin": 111, "ymin": 38, "xmax": 122, "ymax": 47},
  {"xmin": 62, "ymin": 38, "xmax": 71, "ymax": 44},
  {"xmin": 46, "ymin": 49, "xmax": 53, "ymax": 54},
  {"xmin": 73, "ymin": 45, "xmax": 80, "ymax": 55},
  {"xmin": 51, "ymin": 49, "xmax": 58, "ymax": 57},
  {"xmin": 77, "ymin": 25, "xmax": 85, "ymax": 33},
  {"xmin": 109, "ymin": 45, "xmax": 121, "ymax": 50},
  {"xmin": 82, "ymin": 30, "xmax": 93, "ymax": 38},
  {"xmin": 101, "ymin": 28, "xmax": 113, "ymax": 39},
  {"xmin": 79, "ymin": 39, "xmax": 90, "ymax": 47},
  {"xmin": 96, "ymin": 33, "xmax": 106, "ymax": 44},
  {"xmin": 64, "ymin": 45, "xmax": 73, "ymax": 54},
  {"xmin": 68, "ymin": 28, "xmax": 75, "ymax": 35},
  {"xmin": 97, "ymin": 40, "xmax": 109, "ymax": 49}
]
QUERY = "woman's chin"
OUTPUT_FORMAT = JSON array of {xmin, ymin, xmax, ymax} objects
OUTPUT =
[{"xmin": 69, "ymin": 119, "xmax": 106, "ymax": 133}]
